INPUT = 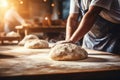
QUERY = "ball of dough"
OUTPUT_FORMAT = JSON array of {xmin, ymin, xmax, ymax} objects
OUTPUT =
[
  {"xmin": 6, "ymin": 31, "xmax": 20, "ymax": 37},
  {"xmin": 24, "ymin": 39, "xmax": 49, "ymax": 49},
  {"xmin": 49, "ymin": 43, "xmax": 88, "ymax": 61},
  {"xmin": 18, "ymin": 34, "xmax": 39, "ymax": 46}
]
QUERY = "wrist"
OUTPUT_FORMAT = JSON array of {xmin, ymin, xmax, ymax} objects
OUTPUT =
[{"xmin": 67, "ymin": 39, "xmax": 74, "ymax": 44}]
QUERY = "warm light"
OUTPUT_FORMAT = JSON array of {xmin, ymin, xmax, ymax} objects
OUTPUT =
[
  {"xmin": 51, "ymin": 3, "xmax": 55, "ymax": 7},
  {"xmin": 20, "ymin": 1, "xmax": 23, "ymax": 4},
  {"xmin": 45, "ymin": 17, "xmax": 48, "ymax": 20},
  {"xmin": 0, "ymin": 0, "xmax": 8, "ymax": 7},
  {"xmin": 43, "ymin": 17, "xmax": 51, "ymax": 26},
  {"xmin": 43, "ymin": 0, "xmax": 47, "ymax": 2}
]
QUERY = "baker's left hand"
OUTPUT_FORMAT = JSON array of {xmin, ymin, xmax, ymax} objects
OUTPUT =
[
  {"xmin": 52, "ymin": 40, "xmax": 74, "ymax": 48},
  {"xmin": 56, "ymin": 40, "xmax": 73, "ymax": 44}
]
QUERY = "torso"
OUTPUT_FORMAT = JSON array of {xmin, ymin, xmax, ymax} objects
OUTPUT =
[{"xmin": 70, "ymin": 0, "xmax": 120, "ymax": 24}]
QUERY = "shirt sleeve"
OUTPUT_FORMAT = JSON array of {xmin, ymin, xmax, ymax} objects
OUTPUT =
[
  {"xmin": 90, "ymin": 0, "xmax": 113, "ymax": 10},
  {"xmin": 13, "ymin": 9, "xmax": 25, "ymax": 24},
  {"xmin": 69, "ymin": 0, "xmax": 80, "ymax": 14}
]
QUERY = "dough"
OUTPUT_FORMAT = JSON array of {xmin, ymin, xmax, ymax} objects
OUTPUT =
[
  {"xmin": 6, "ymin": 31, "xmax": 20, "ymax": 37},
  {"xmin": 24, "ymin": 39, "xmax": 49, "ymax": 49},
  {"xmin": 18, "ymin": 34, "xmax": 39, "ymax": 46},
  {"xmin": 49, "ymin": 43, "xmax": 88, "ymax": 61}
]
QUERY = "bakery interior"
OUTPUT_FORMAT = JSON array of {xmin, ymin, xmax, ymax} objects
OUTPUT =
[{"xmin": 0, "ymin": 0, "xmax": 120, "ymax": 80}]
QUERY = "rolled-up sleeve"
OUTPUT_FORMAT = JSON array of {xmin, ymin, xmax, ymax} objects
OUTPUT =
[
  {"xmin": 90, "ymin": 0, "xmax": 113, "ymax": 10},
  {"xmin": 69, "ymin": 0, "xmax": 80, "ymax": 14}
]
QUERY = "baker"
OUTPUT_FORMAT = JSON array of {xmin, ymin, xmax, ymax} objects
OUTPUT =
[
  {"xmin": 4, "ymin": 1, "xmax": 26, "ymax": 33},
  {"xmin": 58, "ymin": 0, "xmax": 120, "ymax": 54}
]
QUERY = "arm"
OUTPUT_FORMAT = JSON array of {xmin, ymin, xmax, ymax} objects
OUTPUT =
[
  {"xmin": 66, "ymin": 13, "xmax": 80, "ymax": 41},
  {"xmin": 69, "ymin": 6, "xmax": 103, "ymax": 43},
  {"xmin": 13, "ymin": 9, "xmax": 25, "ymax": 24}
]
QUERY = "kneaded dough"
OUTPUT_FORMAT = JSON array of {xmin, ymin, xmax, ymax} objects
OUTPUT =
[
  {"xmin": 49, "ymin": 43, "xmax": 88, "ymax": 61},
  {"xmin": 24, "ymin": 39, "xmax": 49, "ymax": 49},
  {"xmin": 18, "ymin": 34, "xmax": 39, "ymax": 46},
  {"xmin": 6, "ymin": 31, "xmax": 20, "ymax": 37}
]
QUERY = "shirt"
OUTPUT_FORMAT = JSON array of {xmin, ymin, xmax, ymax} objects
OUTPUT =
[
  {"xmin": 4, "ymin": 7, "xmax": 25, "ymax": 25},
  {"xmin": 69, "ymin": 0, "xmax": 120, "ymax": 24}
]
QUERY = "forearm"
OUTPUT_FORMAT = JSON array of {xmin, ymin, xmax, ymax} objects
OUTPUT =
[
  {"xmin": 66, "ymin": 18, "xmax": 76, "ymax": 40},
  {"xmin": 68, "ymin": 5, "xmax": 103, "ymax": 43},
  {"xmin": 66, "ymin": 14, "xmax": 79, "ymax": 40},
  {"xmin": 69, "ymin": 11, "xmax": 97, "ymax": 43}
]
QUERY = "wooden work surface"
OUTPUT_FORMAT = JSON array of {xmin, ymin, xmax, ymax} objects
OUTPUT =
[
  {"xmin": 0, "ymin": 44, "xmax": 120, "ymax": 80},
  {"xmin": 0, "ymin": 37, "xmax": 21, "ymax": 45},
  {"xmin": 16, "ymin": 25, "xmax": 66, "ymax": 36}
]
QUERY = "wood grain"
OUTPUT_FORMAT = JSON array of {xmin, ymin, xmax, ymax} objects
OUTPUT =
[{"xmin": 0, "ymin": 44, "xmax": 120, "ymax": 78}]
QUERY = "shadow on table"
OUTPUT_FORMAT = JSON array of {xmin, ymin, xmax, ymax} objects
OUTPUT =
[{"xmin": 0, "ymin": 54, "xmax": 16, "ymax": 59}]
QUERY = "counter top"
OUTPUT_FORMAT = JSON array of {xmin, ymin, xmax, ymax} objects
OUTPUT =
[{"xmin": 0, "ymin": 44, "xmax": 120, "ymax": 80}]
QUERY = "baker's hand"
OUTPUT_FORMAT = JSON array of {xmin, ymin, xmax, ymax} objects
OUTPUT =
[
  {"xmin": 56, "ymin": 40, "xmax": 73, "ymax": 44},
  {"xmin": 52, "ymin": 40, "xmax": 74, "ymax": 48}
]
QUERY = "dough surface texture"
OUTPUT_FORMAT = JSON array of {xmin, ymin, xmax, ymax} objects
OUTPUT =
[
  {"xmin": 24, "ymin": 39, "xmax": 49, "ymax": 49},
  {"xmin": 18, "ymin": 34, "xmax": 39, "ymax": 46},
  {"xmin": 49, "ymin": 43, "xmax": 88, "ymax": 61},
  {"xmin": 6, "ymin": 31, "xmax": 20, "ymax": 37}
]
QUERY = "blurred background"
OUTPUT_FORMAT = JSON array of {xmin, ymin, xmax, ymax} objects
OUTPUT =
[
  {"xmin": 0, "ymin": 0, "xmax": 70, "ymax": 31},
  {"xmin": 0, "ymin": 0, "xmax": 72, "ymax": 44}
]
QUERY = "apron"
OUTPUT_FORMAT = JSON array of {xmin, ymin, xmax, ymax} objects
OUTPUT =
[{"xmin": 79, "ymin": 0, "xmax": 120, "ymax": 54}]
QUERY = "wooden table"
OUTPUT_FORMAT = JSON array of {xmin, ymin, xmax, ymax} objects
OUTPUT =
[
  {"xmin": 0, "ymin": 37, "xmax": 21, "ymax": 44},
  {"xmin": 15, "ymin": 26, "xmax": 66, "ymax": 36},
  {"xmin": 0, "ymin": 44, "xmax": 120, "ymax": 80}
]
